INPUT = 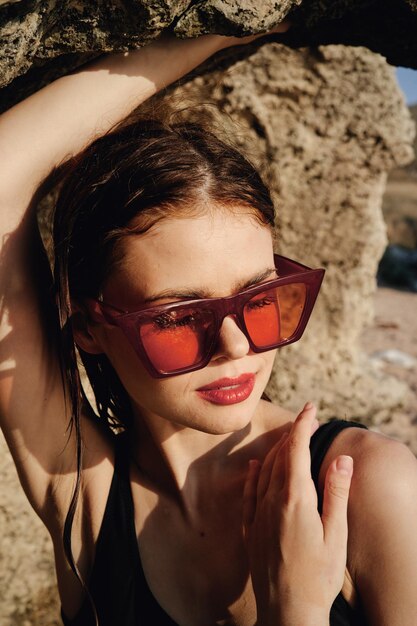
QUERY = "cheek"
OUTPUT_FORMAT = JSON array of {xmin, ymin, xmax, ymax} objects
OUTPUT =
[
  {"xmin": 96, "ymin": 326, "xmax": 151, "ymax": 389},
  {"xmin": 260, "ymin": 349, "xmax": 277, "ymax": 378},
  {"xmin": 98, "ymin": 326, "xmax": 193, "ymax": 413}
]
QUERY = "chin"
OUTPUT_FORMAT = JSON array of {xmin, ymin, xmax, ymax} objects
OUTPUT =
[
  {"xmin": 192, "ymin": 396, "xmax": 260, "ymax": 435},
  {"xmin": 193, "ymin": 419, "xmax": 252, "ymax": 437}
]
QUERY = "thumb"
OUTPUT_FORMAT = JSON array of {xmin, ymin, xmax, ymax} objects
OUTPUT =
[{"xmin": 321, "ymin": 455, "xmax": 353, "ymax": 547}]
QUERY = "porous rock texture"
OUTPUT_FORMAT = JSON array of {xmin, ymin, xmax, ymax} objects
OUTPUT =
[
  {"xmin": 0, "ymin": 3, "xmax": 416, "ymax": 625},
  {"xmin": 1, "ymin": 0, "xmax": 417, "ymax": 112}
]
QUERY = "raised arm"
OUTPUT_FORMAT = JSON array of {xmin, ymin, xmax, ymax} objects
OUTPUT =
[{"xmin": 0, "ymin": 34, "xmax": 237, "ymax": 229}]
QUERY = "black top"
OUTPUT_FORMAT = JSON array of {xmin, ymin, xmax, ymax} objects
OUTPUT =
[{"xmin": 61, "ymin": 419, "xmax": 369, "ymax": 626}]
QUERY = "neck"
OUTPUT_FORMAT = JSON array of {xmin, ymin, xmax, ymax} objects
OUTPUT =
[
  {"xmin": 129, "ymin": 405, "xmax": 256, "ymax": 513},
  {"xmin": 132, "ymin": 409, "xmax": 254, "ymax": 484},
  {"xmin": 127, "ymin": 399, "xmax": 292, "ymax": 529}
]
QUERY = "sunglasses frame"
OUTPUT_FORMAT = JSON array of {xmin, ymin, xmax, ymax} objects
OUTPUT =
[{"xmin": 84, "ymin": 254, "xmax": 325, "ymax": 378}]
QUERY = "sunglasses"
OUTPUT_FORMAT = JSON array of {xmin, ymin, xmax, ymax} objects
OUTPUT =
[{"xmin": 84, "ymin": 254, "xmax": 325, "ymax": 378}]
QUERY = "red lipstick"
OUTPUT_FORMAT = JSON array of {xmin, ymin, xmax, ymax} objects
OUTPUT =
[{"xmin": 196, "ymin": 373, "xmax": 255, "ymax": 405}]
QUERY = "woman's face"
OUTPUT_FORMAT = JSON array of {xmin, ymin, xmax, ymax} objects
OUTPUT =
[{"xmin": 90, "ymin": 209, "xmax": 277, "ymax": 435}]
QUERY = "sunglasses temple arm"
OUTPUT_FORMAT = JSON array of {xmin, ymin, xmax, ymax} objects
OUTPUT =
[{"xmin": 274, "ymin": 254, "xmax": 309, "ymax": 275}]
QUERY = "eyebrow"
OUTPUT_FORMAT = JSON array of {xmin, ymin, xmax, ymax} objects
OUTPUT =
[{"xmin": 141, "ymin": 267, "xmax": 278, "ymax": 304}]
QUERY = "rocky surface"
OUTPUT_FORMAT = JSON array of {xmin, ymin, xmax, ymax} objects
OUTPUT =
[
  {"xmin": 380, "ymin": 106, "xmax": 417, "ymax": 268},
  {"xmin": 390, "ymin": 105, "xmax": 417, "ymax": 182},
  {"xmin": 0, "ymin": 449, "xmax": 59, "ymax": 625},
  {"xmin": 1, "ymin": 0, "xmax": 417, "ymax": 112}
]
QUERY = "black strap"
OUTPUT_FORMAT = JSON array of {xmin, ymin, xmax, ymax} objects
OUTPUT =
[{"xmin": 310, "ymin": 419, "xmax": 368, "ymax": 514}]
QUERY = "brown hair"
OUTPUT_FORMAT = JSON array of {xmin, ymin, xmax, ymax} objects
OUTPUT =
[{"xmin": 51, "ymin": 115, "xmax": 275, "ymax": 621}]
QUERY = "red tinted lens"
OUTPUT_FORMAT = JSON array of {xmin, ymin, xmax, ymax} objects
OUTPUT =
[
  {"xmin": 277, "ymin": 283, "xmax": 307, "ymax": 339},
  {"xmin": 139, "ymin": 307, "xmax": 215, "ymax": 373},
  {"xmin": 243, "ymin": 283, "xmax": 307, "ymax": 348}
]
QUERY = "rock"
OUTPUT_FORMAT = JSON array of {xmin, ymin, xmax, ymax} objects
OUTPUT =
[
  {"xmin": 380, "ymin": 105, "xmax": 417, "ymax": 290},
  {"xmin": 389, "ymin": 105, "xmax": 417, "ymax": 182},
  {"xmin": 404, "ymin": 105, "xmax": 417, "ymax": 179},
  {"xmin": 0, "ymin": 0, "xmax": 189, "ymax": 111},
  {"xmin": 0, "ymin": 437, "xmax": 60, "ymax": 625},
  {"xmin": 1, "ymin": 0, "xmax": 417, "ymax": 112},
  {"xmin": 174, "ymin": 0, "xmax": 296, "ymax": 35}
]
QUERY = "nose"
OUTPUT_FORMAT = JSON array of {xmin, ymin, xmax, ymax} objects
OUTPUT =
[{"xmin": 212, "ymin": 315, "xmax": 250, "ymax": 362}]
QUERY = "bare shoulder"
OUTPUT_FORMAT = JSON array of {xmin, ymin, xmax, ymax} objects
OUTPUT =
[
  {"xmin": 317, "ymin": 423, "xmax": 416, "ymax": 496},
  {"xmin": 317, "ymin": 423, "xmax": 417, "ymax": 514},
  {"xmin": 318, "ymin": 424, "xmax": 417, "ymax": 624}
]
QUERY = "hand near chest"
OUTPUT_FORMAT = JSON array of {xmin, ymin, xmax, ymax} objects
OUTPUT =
[{"xmin": 243, "ymin": 403, "xmax": 353, "ymax": 626}]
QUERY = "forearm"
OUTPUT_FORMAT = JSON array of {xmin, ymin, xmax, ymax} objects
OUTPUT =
[{"xmin": 0, "ymin": 33, "xmax": 225, "ymax": 219}]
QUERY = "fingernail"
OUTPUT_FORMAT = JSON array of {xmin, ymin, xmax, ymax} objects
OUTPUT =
[
  {"xmin": 336, "ymin": 455, "xmax": 353, "ymax": 475},
  {"xmin": 303, "ymin": 401, "xmax": 314, "ymax": 412},
  {"xmin": 249, "ymin": 459, "xmax": 259, "ymax": 471}
]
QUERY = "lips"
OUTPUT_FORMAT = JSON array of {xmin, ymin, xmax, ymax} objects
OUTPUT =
[
  {"xmin": 196, "ymin": 373, "xmax": 256, "ymax": 405},
  {"xmin": 197, "ymin": 373, "xmax": 254, "ymax": 391}
]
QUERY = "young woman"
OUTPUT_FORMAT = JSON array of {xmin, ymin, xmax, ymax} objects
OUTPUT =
[{"xmin": 0, "ymin": 27, "xmax": 416, "ymax": 626}]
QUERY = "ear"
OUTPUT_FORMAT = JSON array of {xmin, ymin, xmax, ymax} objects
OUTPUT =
[{"xmin": 70, "ymin": 303, "xmax": 104, "ymax": 355}]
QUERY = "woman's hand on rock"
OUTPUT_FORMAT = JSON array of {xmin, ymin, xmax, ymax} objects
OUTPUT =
[
  {"xmin": 243, "ymin": 403, "xmax": 353, "ymax": 626},
  {"xmin": 210, "ymin": 19, "xmax": 291, "ymax": 52}
]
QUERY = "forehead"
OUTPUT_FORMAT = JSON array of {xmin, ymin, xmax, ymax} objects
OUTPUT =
[{"xmin": 104, "ymin": 212, "xmax": 274, "ymax": 304}]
